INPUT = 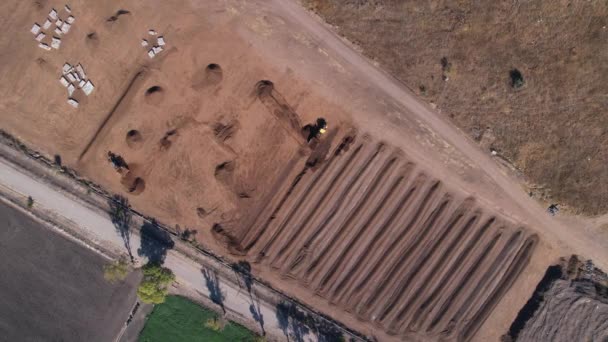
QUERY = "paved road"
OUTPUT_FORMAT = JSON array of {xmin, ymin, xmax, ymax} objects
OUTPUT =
[{"xmin": 0, "ymin": 158, "xmax": 294, "ymax": 341}]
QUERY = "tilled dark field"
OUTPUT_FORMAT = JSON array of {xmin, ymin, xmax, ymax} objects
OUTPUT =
[{"xmin": 0, "ymin": 202, "xmax": 139, "ymax": 342}]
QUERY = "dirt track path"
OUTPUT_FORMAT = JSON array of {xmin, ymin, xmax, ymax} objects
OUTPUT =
[{"xmin": 266, "ymin": 0, "xmax": 608, "ymax": 270}]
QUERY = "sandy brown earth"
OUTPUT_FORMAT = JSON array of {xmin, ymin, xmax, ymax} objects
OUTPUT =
[
  {"xmin": 1, "ymin": 0, "xmax": 607, "ymax": 341},
  {"xmin": 301, "ymin": 0, "xmax": 608, "ymax": 217}
]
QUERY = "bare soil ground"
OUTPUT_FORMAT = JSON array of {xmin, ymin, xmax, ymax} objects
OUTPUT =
[
  {"xmin": 301, "ymin": 0, "xmax": 608, "ymax": 216},
  {"xmin": 0, "ymin": 0, "xmax": 605, "ymax": 341}
]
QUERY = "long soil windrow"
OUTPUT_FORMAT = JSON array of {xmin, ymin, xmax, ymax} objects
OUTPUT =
[{"xmin": 234, "ymin": 130, "xmax": 538, "ymax": 340}]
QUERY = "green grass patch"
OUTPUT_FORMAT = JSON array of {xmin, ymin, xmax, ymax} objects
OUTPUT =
[{"xmin": 139, "ymin": 295, "xmax": 259, "ymax": 342}]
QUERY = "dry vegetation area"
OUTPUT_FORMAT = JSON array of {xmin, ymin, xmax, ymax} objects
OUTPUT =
[{"xmin": 302, "ymin": 0, "xmax": 608, "ymax": 216}]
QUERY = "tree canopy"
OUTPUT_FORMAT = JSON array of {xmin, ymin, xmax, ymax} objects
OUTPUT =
[{"xmin": 137, "ymin": 263, "xmax": 175, "ymax": 304}]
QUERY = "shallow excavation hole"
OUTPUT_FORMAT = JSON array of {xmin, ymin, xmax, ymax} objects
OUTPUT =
[
  {"xmin": 215, "ymin": 161, "xmax": 235, "ymax": 177},
  {"xmin": 205, "ymin": 63, "xmax": 223, "ymax": 84},
  {"xmin": 196, "ymin": 207, "xmax": 207, "ymax": 218},
  {"xmin": 129, "ymin": 177, "xmax": 145, "ymax": 195},
  {"xmin": 192, "ymin": 64, "xmax": 223, "ymax": 89},
  {"xmin": 125, "ymin": 129, "xmax": 143, "ymax": 149},
  {"xmin": 255, "ymin": 80, "xmax": 274, "ymax": 97},
  {"xmin": 144, "ymin": 85, "xmax": 164, "ymax": 105},
  {"xmin": 214, "ymin": 161, "xmax": 235, "ymax": 177},
  {"xmin": 159, "ymin": 129, "xmax": 177, "ymax": 151},
  {"xmin": 145, "ymin": 85, "xmax": 163, "ymax": 95},
  {"xmin": 121, "ymin": 174, "xmax": 145, "ymax": 195},
  {"xmin": 214, "ymin": 161, "xmax": 236, "ymax": 186},
  {"xmin": 107, "ymin": 9, "xmax": 131, "ymax": 22}
]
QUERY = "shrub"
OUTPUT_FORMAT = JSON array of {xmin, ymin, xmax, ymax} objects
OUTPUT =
[
  {"xmin": 204, "ymin": 317, "xmax": 226, "ymax": 332},
  {"xmin": 510, "ymin": 69, "xmax": 525, "ymax": 88},
  {"xmin": 103, "ymin": 256, "xmax": 131, "ymax": 283}
]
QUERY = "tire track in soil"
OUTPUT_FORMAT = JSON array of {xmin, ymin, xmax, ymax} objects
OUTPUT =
[{"xmin": 256, "ymin": 80, "xmax": 306, "ymax": 146}]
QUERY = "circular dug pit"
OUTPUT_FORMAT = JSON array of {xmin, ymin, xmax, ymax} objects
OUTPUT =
[
  {"xmin": 129, "ymin": 177, "xmax": 145, "ymax": 195},
  {"xmin": 205, "ymin": 64, "xmax": 223, "ymax": 84},
  {"xmin": 192, "ymin": 63, "xmax": 223, "ymax": 89},
  {"xmin": 125, "ymin": 129, "xmax": 143, "ymax": 149},
  {"xmin": 255, "ymin": 80, "xmax": 274, "ymax": 97},
  {"xmin": 121, "ymin": 174, "xmax": 145, "ymax": 195},
  {"xmin": 196, "ymin": 207, "xmax": 207, "ymax": 219},
  {"xmin": 144, "ymin": 85, "xmax": 164, "ymax": 105}
]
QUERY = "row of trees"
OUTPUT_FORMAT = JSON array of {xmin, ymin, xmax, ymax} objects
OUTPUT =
[{"xmin": 104, "ymin": 195, "xmax": 346, "ymax": 341}]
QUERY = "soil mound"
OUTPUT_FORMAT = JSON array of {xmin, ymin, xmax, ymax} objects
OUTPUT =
[{"xmin": 506, "ymin": 256, "xmax": 608, "ymax": 342}]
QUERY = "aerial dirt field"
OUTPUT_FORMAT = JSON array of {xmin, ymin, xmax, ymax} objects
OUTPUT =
[
  {"xmin": 301, "ymin": 0, "xmax": 608, "ymax": 216},
  {"xmin": 1, "ymin": 0, "xmax": 607, "ymax": 341}
]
